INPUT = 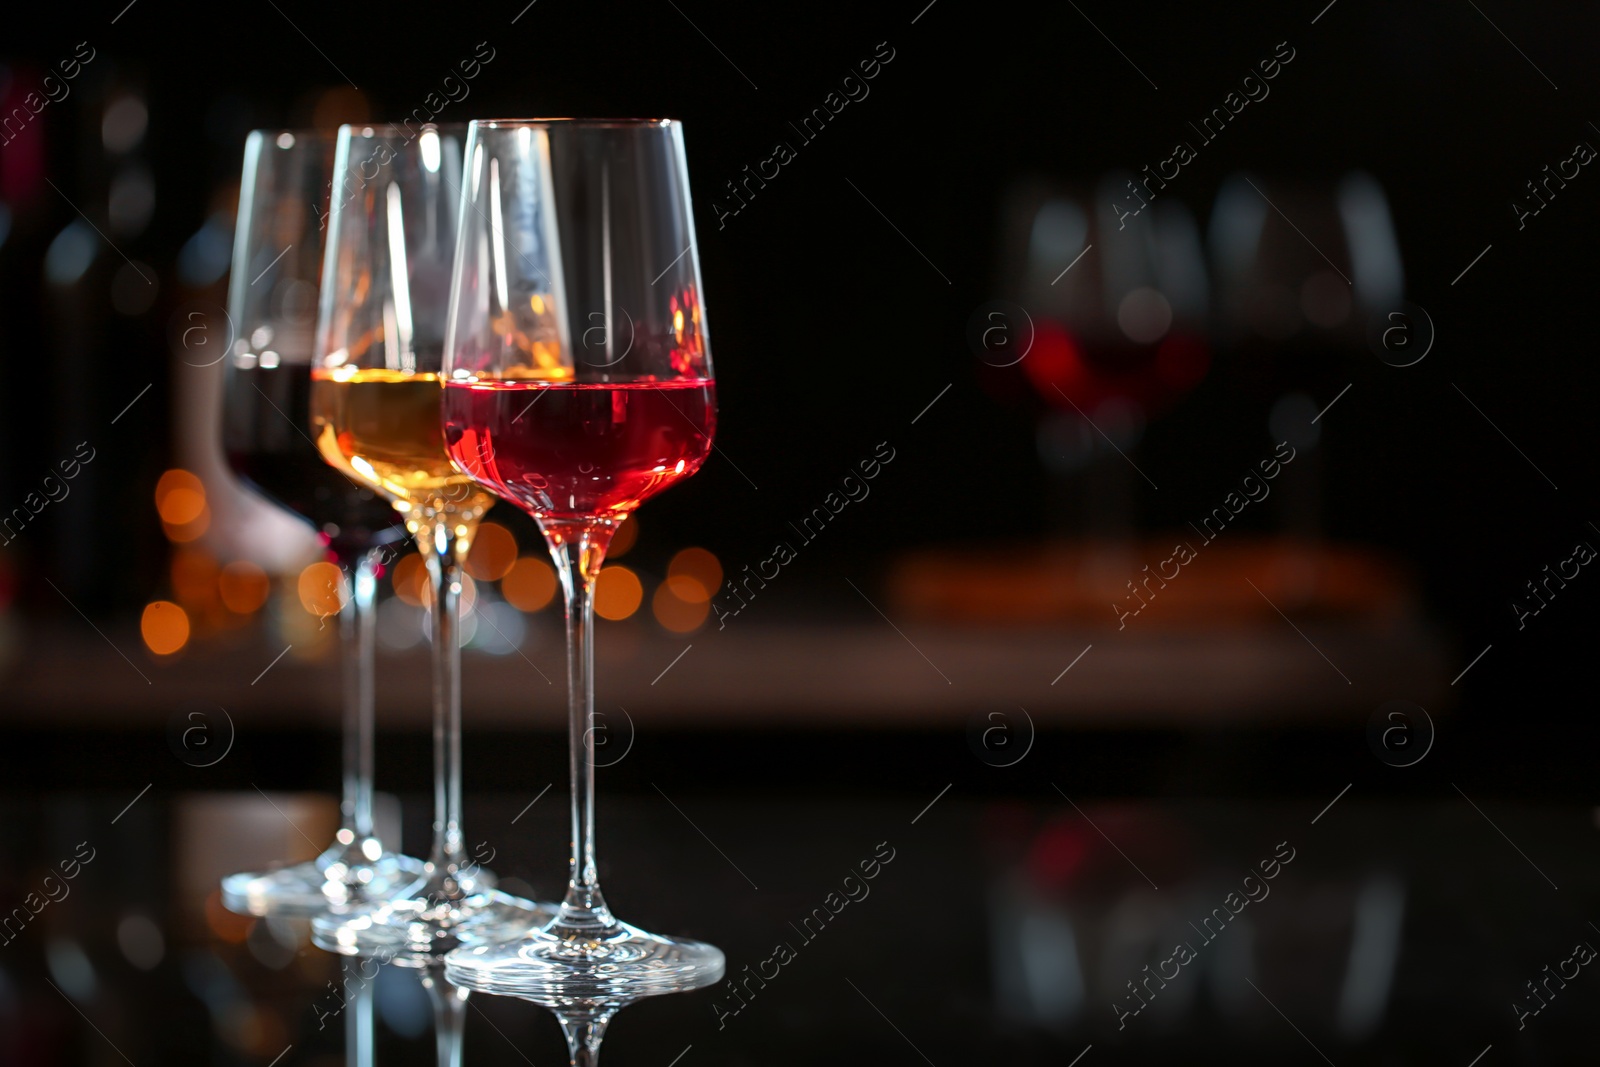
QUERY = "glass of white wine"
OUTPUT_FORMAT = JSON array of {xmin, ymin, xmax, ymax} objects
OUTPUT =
[{"xmin": 306, "ymin": 124, "xmax": 552, "ymax": 1023}]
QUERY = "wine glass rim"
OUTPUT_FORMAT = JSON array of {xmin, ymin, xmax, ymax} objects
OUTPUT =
[
  {"xmin": 469, "ymin": 117, "xmax": 680, "ymax": 129},
  {"xmin": 339, "ymin": 121, "xmax": 471, "ymax": 138},
  {"xmin": 247, "ymin": 127, "xmax": 334, "ymax": 145}
]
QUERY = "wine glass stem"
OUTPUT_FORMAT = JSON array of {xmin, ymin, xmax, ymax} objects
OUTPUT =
[
  {"xmin": 558, "ymin": 1012, "xmax": 612, "ymax": 1066},
  {"xmin": 339, "ymin": 547, "xmax": 382, "ymax": 843},
  {"xmin": 343, "ymin": 960, "xmax": 375, "ymax": 1067},
  {"xmin": 424, "ymin": 526, "xmax": 469, "ymax": 878},
  {"xmin": 549, "ymin": 521, "xmax": 616, "ymax": 927},
  {"xmin": 423, "ymin": 965, "xmax": 468, "ymax": 1067}
]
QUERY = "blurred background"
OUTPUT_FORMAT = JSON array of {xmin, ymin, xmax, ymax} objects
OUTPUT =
[{"xmin": 3, "ymin": 0, "xmax": 1599, "ymax": 1063}]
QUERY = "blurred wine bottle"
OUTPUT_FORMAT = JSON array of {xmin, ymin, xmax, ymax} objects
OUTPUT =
[
  {"xmin": 40, "ymin": 62, "xmax": 166, "ymax": 608},
  {"xmin": 0, "ymin": 61, "xmax": 53, "ymax": 666}
]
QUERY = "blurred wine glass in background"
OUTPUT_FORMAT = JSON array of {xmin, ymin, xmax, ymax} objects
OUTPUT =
[
  {"xmin": 1207, "ymin": 171, "xmax": 1403, "ymax": 537},
  {"xmin": 999, "ymin": 174, "xmax": 1210, "ymax": 540}
]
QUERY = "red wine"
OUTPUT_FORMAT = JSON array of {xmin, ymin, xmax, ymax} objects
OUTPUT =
[
  {"xmin": 223, "ymin": 363, "xmax": 407, "ymax": 557},
  {"xmin": 441, "ymin": 379, "xmax": 716, "ymax": 520}
]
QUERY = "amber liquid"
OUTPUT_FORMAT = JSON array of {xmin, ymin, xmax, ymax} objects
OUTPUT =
[{"xmin": 309, "ymin": 369, "xmax": 494, "ymax": 528}]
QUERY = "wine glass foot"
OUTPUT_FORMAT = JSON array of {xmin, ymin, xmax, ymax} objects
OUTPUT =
[
  {"xmin": 313, "ymin": 889, "xmax": 555, "ymax": 966},
  {"xmin": 444, "ymin": 921, "xmax": 725, "ymax": 1001},
  {"xmin": 221, "ymin": 848, "xmax": 427, "ymax": 918}
]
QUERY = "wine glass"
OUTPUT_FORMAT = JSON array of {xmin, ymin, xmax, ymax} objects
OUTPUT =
[
  {"xmin": 1207, "ymin": 171, "xmax": 1403, "ymax": 534},
  {"xmin": 440, "ymin": 119, "xmax": 724, "ymax": 1007},
  {"xmin": 219, "ymin": 128, "xmax": 423, "ymax": 917},
  {"xmin": 307, "ymin": 124, "xmax": 550, "ymax": 972},
  {"xmin": 1008, "ymin": 176, "xmax": 1210, "ymax": 537}
]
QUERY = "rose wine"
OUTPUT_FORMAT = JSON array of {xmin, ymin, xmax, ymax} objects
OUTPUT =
[
  {"xmin": 441, "ymin": 379, "xmax": 716, "ymax": 521},
  {"xmin": 310, "ymin": 368, "xmax": 493, "ymax": 519},
  {"xmin": 223, "ymin": 363, "xmax": 406, "ymax": 555}
]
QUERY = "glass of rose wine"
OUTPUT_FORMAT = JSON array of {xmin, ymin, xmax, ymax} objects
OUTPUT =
[
  {"xmin": 306, "ymin": 124, "xmax": 550, "ymax": 976},
  {"xmin": 440, "ymin": 119, "xmax": 724, "ymax": 1018},
  {"xmin": 219, "ymin": 128, "xmax": 423, "ymax": 917}
]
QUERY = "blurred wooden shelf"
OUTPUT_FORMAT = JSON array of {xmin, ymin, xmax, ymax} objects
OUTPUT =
[{"xmin": 4, "ymin": 614, "xmax": 1452, "ymax": 729}]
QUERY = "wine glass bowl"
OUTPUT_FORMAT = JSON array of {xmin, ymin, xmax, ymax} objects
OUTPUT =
[
  {"xmin": 439, "ymin": 118, "xmax": 715, "ymax": 530},
  {"xmin": 221, "ymin": 133, "xmax": 412, "ymax": 559},
  {"xmin": 440, "ymin": 377, "xmax": 715, "ymax": 523},
  {"xmin": 439, "ymin": 118, "xmax": 724, "ymax": 1002},
  {"xmin": 312, "ymin": 364, "xmax": 498, "ymax": 536},
  {"xmin": 1017, "ymin": 176, "xmax": 1211, "ymax": 428},
  {"xmin": 310, "ymin": 124, "xmax": 498, "ymax": 546}
]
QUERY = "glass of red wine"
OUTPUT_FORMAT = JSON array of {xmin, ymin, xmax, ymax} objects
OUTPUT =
[
  {"xmin": 440, "ymin": 120, "xmax": 724, "ymax": 1017},
  {"xmin": 219, "ymin": 129, "xmax": 423, "ymax": 916}
]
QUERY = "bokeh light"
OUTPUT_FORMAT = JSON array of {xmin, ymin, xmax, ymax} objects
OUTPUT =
[
  {"xmin": 311, "ymin": 87, "xmax": 369, "ymax": 130},
  {"xmin": 391, "ymin": 554, "xmax": 426, "ymax": 606},
  {"xmin": 653, "ymin": 575, "xmax": 710, "ymax": 632},
  {"xmin": 297, "ymin": 561, "xmax": 346, "ymax": 617},
  {"xmin": 155, "ymin": 467, "xmax": 210, "ymax": 542},
  {"xmin": 163, "ymin": 510, "xmax": 210, "ymax": 542},
  {"xmin": 218, "ymin": 561, "xmax": 270, "ymax": 614},
  {"xmin": 377, "ymin": 597, "xmax": 423, "ymax": 651},
  {"xmin": 140, "ymin": 600, "xmax": 190, "ymax": 655},
  {"xmin": 203, "ymin": 891, "xmax": 252, "ymax": 944},
  {"xmin": 170, "ymin": 548, "xmax": 219, "ymax": 609},
  {"xmin": 155, "ymin": 469, "xmax": 206, "ymax": 524},
  {"xmin": 470, "ymin": 601, "xmax": 527, "ymax": 655},
  {"xmin": 594, "ymin": 565, "xmax": 643, "ymax": 621},
  {"xmin": 464, "ymin": 522, "xmax": 517, "ymax": 581},
  {"xmin": 502, "ymin": 556, "xmax": 557, "ymax": 612},
  {"xmin": 116, "ymin": 914, "xmax": 164, "ymax": 971},
  {"xmin": 667, "ymin": 547, "xmax": 721, "ymax": 600},
  {"xmin": 416, "ymin": 571, "xmax": 477, "ymax": 616}
]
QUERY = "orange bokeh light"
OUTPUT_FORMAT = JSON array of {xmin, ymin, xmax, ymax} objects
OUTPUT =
[
  {"xmin": 218, "ymin": 561, "xmax": 271, "ymax": 613},
  {"xmin": 502, "ymin": 556, "xmax": 557, "ymax": 612},
  {"xmin": 204, "ymin": 890, "xmax": 253, "ymax": 944},
  {"xmin": 465, "ymin": 522, "xmax": 518, "ymax": 581},
  {"xmin": 170, "ymin": 548, "xmax": 219, "ymax": 608},
  {"xmin": 297, "ymin": 561, "xmax": 346, "ymax": 617},
  {"xmin": 652, "ymin": 576, "xmax": 710, "ymax": 632},
  {"xmin": 391, "ymin": 554, "xmax": 426, "ymax": 606},
  {"xmin": 163, "ymin": 506, "xmax": 211, "ymax": 543},
  {"xmin": 155, "ymin": 469, "xmax": 207, "ymax": 524},
  {"xmin": 667, "ymin": 547, "xmax": 721, "ymax": 600},
  {"xmin": 594, "ymin": 565, "xmax": 643, "ymax": 621},
  {"xmin": 141, "ymin": 600, "xmax": 190, "ymax": 655}
]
